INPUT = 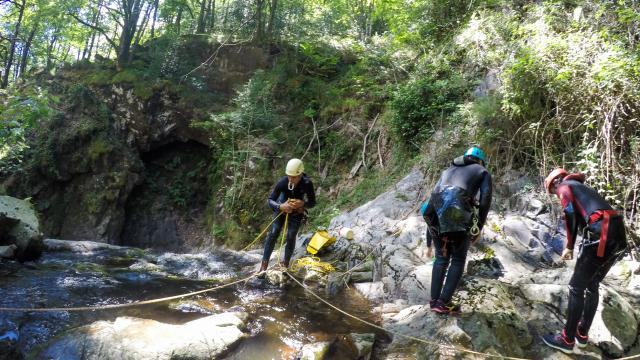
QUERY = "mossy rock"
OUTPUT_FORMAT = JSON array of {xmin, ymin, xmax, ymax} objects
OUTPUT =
[{"xmin": 0, "ymin": 195, "xmax": 43, "ymax": 261}]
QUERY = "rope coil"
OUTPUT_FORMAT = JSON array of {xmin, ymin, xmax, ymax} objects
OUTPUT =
[{"xmin": 289, "ymin": 256, "xmax": 335, "ymax": 274}]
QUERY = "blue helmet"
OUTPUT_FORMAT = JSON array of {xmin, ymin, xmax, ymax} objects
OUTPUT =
[{"xmin": 464, "ymin": 147, "xmax": 487, "ymax": 164}]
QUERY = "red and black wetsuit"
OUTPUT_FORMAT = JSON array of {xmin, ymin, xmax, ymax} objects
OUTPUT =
[{"xmin": 554, "ymin": 177, "xmax": 627, "ymax": 340}]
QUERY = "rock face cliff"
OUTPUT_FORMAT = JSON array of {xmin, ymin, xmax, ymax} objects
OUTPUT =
[
  {"xmin": 328, "ymin": 169, "xmax": 640, "ymax": 359},
  {"xmin": 3, "ymin": 42, "xmax": 268, "ymax": 249}
]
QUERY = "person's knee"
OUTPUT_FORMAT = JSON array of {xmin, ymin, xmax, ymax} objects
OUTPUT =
[
  {"xmin": 569, "ymin": 285, "xmax": 585, "ymax": 298},
  {"xmin": 451, "ymin": 253, "xmax": 467, "ymax": 266},
  {"xmin": 586, "ymin": 282, "xmax": 600, "ymax": 295},
  {"xmin": 434, "ymin": 255, "xmax": 450, "ymax": 266}
]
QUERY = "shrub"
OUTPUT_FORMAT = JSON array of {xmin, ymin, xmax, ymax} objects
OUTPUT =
[{"xmin": 389, "ymin": 62, "xmax": 468, "ymax": 148}]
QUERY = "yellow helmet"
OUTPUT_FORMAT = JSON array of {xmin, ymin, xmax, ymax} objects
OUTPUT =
[{"xmin": 286, "ymin": 158, "xmax": 304, "ymax": 176}]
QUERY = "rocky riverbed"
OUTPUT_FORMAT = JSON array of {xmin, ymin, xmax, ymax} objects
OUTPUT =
[{"xmin": 0, "ymin": 238, "xmax": 382, "ymax": 360}]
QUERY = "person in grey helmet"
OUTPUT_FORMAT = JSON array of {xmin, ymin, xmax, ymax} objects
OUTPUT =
[
  {"xmin": 258, "ymin": 158, "xmax": 316, "ymax": 275},
  {"xmin": 423, "ymin": 147, "xmax": 492, "ymax": 314}
]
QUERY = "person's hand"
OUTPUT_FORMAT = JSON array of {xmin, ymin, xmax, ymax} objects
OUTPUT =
[
  {"xmin": 471, "ymin": 233, "xmax": 481, "ymax": 245},
  {"xmin": 426, "ymin": 246, "xmax": 434, "ymax": 258},
  {"xmin": 561, "ymin": 248, "xmax": 573, "ymax": 260},
  {"xmin": 288, "ymin": 199, "xmax": 304, "ymax": 210},
  {"xmin": 279, "ymin": 203, "xmax": 293, "ymax": 213}
]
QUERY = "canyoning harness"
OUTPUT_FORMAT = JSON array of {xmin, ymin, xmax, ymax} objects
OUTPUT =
[
  {"xmin": 580, "ymin": 209, "xmax": 624, "ymax": 258},
  {"xmin": 470, "ymin": 207, "xmax": 480, "ymax": 237},
  {"xmin": 430, "ymin": 185, "xmax": 480, "ymax": 234}
]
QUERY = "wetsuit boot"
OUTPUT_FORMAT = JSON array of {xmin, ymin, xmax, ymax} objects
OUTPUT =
[{"xmin": 257, "ymin": 260, "xmax": 268, "ymax": 279}]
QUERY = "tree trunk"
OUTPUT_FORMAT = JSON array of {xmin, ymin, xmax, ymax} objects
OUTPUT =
[
  {"xmin": 19, "ymin": 25, "xmax": 37, "ymax": 77},
  {"xmin": 2, "ymin": 0, "xmax": 26, "ymax": 88},
  {"xmin": 221, "ymin": 0, "xmax": 229, "ymax": 32},
  {"xmin": 255, "ymin": 0, "xmax": 265, "ymax": 43},
  {"xmin": 134, "ymin": 2, "xmax": 153, "ymax": 46},
  {"xmin": 83, "ymin": 0, "xmax": 104, "ymax": 60},
  {"xmin": 266, "ymin": 0, "xmax": 278, "ymax": 42},
  {"xmin": 176, "ymin": 7, "xmax": 183, "ymax": 34},
  {"xmin": 366, "ymin": 0, "xmax": 374, "ymax": 39},
  {"xmin": 197, "ymin": 0, "xmax": 207, "ymax": 33},
  {"xmin": 207, "ymin": 0, "xmax": 215, "ymax": 33},
  {"xmin": 117, "ymin": 0, "xmax": 145, "ymax": 68},
  {"xmin": 46, "ymin": 34, "xmax": 58, "ymax": 70},
  {"xmin": 150, "ymin": 0, "xmax": 159, "ymax": 38},
  {"xmin": 61, "ymin": 45, "xmax": 71, "ymax": 63}
]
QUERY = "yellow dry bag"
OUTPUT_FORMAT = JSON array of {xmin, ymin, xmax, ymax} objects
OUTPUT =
[{"xmin": 306, "ymin": 230, "xmax": 336, "ymax": 255}]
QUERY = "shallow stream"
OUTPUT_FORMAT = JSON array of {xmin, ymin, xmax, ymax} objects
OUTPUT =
[{"xmin": 0, "ymin": 243, "xmax": 384, "ymax": 359}]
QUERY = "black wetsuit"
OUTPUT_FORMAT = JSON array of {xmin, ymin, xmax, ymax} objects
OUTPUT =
[
  {"xmin": 555, "ymin": 178, "xmax": 627, "ymax": 339},
  {"xmin": 262, "ymin": 174, "xmax": 316, "ymax": 264},
  {"xmin": 425, "ymin": 156, "xmax": 492, "ymax": 304}
]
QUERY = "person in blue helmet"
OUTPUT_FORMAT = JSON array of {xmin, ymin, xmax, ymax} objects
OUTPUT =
[{"xmin": 422, "ymin": 147, "xmax": 492, "ymax": 314}]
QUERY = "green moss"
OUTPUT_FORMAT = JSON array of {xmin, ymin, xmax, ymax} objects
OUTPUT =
[
  {"xmin": 111, "ymin": 70, "xmax": 139, "ymax": 84},
  {"xmin": 74, "ymin": 262, "xmax": 108, "ymax": 275},
  {"xmin": 84, "ymin": 193, "xmax": 101, "ymax": 215},
  {"xmin": 125, "ymin": 248, "xmax": 146, "ymax": 259},
  {"xmin": 133, "ymin": 83, "xmax": 154, "ymax": 100},
  {"xmin": 87, "ymin": 137, "xmax": 112, "ymax": 162},
  {"xmin": 85, "ymin": 70, "xmax": 113, "ymax": 86}
]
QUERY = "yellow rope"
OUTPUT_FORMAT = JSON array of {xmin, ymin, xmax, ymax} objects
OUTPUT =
[
  {"xmin": 0, "ymin": 273, "xmax": 259, "ymax": 312},
  {"xmin": 285, "ymin": 271, "xmax": 533, "ymax": 360},
  {"xmin": 276, "ymin": 213, "xmax": 289, "ymax": 263},
  {"xmin": 290, "ymin": 256, "xmax": 335, "ymax": 274},
  {"xmin": 240, "ymin": 212, "xmax": 284, "ymax": 252}
]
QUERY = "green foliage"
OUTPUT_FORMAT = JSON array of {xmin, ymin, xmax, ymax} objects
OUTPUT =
[
  {"xmin": 389, "ymin": 61, "xmax": 469, "ymax": 148},
  {"xmin": 0, "ymin": 88, "xmax": 55, "ymax": 176},
  {"xmin": 111, "ymin": 70, "xmax": 140, "ymax": 84},
  {"xmin": 310, "ymin": 148, "xmax": 417, "ymax": 228}
]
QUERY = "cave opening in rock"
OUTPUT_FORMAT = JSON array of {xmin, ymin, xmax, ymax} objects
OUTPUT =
[{"xmin": 120, "ymin": 140, "xmax": 213, "ymax": 251}]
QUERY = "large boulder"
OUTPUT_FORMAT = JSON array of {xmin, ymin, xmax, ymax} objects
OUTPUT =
[
  {"xmin": 37, "ymin": 312, "xmax": 248, "ymax": 360},
  {"xmin": 329, "ymin": 170, "xmax": 428, "ymax": 304},
  {"xmin": 0, "ymin": 196, "xmax": 43, "ymax": 261}
]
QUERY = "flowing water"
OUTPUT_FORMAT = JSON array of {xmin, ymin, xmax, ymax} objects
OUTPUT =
[{"xmin": 0, "ymin": 243, "xmax": 385, "ymax": 359}]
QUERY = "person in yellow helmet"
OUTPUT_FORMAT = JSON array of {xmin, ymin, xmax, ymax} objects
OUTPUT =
[{"xmin": 258, "ymin": 158, "xmax": 316, "ymax": 274}]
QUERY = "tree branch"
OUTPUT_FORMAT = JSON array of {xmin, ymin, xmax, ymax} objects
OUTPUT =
[
  {"xmin": 0, "ymin": 0, "xmax": 24, "ymax": 8},
  {"xmin": 362, "ymin": 113, "xmax": 379, "ymax": 170},
  {"xmin": 68, "ymin": 12, "xmax": 118, "ymax": 50}
]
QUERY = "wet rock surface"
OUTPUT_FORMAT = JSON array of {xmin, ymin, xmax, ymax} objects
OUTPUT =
[
  {"xmin": 39, "ymin": 312, "xmax": 249, "ymax": 360},
  {"xmin": 0, "ymin": 196, "xmax": 43, "ymax": 261}
]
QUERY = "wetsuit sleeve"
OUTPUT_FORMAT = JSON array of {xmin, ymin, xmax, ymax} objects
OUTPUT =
[
  {"xmin": 267, "ymin": 180, "xmax": 284, "ymax": 212},
  {"xmin": 477, "ymin": 171, "xmax": 492, "ymax": 230},
  {"xmin": 556, "ymin": 184, "xmax": 578, "ymax": 250},
  {"xmin": 424, "ymin": 201, "xmax": 437, "ymax": 247},
  {"xmin": 304, "ymin": 180, "xmax": 316, "ymax": 209}
]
